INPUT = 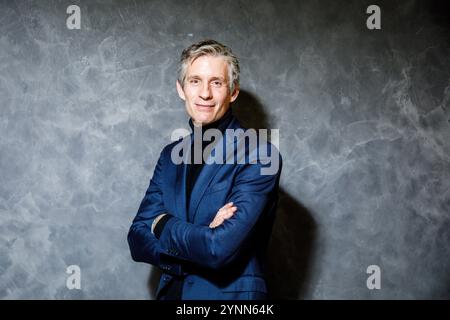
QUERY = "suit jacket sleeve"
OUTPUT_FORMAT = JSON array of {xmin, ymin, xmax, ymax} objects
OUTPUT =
[
  {"xmin": 127, "ymin": 147, "xmax": 184, "ymax": 276},
  {"xmin": 158, "ymin": 150, "xmax": 282, "ymax": 270}
]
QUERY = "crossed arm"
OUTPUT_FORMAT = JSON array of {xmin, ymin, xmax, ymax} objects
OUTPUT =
[
  {"xmin": 151, "ymin": 202, "xmax": 236, "ymax": 235},
  {"xmin": 127, "ymin": 147, "xmax": 281, "ymax": 271}
]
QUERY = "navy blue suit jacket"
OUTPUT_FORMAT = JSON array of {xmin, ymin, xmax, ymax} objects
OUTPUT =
[{"xmin": 128, "ymin": 115, "xmax": 282, "ymax": 299}]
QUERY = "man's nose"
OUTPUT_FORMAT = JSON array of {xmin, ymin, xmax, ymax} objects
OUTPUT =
[{"xmin": 199, "ymin": 83, "xmax": 212, "ymax": 100}]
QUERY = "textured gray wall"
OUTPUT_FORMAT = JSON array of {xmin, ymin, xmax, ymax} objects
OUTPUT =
[{"xmin": 0, "ymin": 0, "xmax": 449, "ymax": 299}]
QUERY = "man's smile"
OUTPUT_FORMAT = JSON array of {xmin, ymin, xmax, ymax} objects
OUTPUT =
[{"xmin": 195, "ymin": 103, "xmax": 215, "ymax": 110}]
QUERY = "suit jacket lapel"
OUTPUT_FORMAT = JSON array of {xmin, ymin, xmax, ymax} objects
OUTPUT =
[{"xmin": 174, "ymin": 135, "xmax": 191, "ymax": 220}]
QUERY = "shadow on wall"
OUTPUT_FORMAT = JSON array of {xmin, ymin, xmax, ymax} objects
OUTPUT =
[
  {"xmin": 235, "ymin": 91, "xmax": 317, "ymax": 299},
  {"xmin": 266, "ymin": 189, "xmax": 316, "ymax": 299},
  {"xmin": 147, "ymin": 90, "xmax": 317, "ymax": 299}
]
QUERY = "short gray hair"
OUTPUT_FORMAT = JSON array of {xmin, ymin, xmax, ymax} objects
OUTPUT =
[{"xmin": 178, "ymin": 39, "xmax": 240, "ymax": 93}]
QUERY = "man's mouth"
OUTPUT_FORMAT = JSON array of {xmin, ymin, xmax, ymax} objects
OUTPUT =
[{"xmin": 195, "ymin": 104, "xmax": 215, "ymax": 110}]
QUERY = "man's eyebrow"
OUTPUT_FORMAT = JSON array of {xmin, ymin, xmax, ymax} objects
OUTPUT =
[
  {"xmin": 210, "ymin": 76, "xmax": 226, "ymax": 81},
  {"xmin": 187, "ymin": 75, "xmax": 226, "ymax": 81}
]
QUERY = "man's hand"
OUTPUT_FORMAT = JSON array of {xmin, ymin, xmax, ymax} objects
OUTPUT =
[{"xmin": 209, "ymin": 202, "xmax": 237, "ymax": 228}]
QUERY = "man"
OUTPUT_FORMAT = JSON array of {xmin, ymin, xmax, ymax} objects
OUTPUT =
[{"xmin": 128, "ymin": 39, "xmax": 282, "ymax": 300}]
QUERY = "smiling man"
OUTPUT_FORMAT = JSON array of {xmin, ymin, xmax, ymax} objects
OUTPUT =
[
  {"xmin": 128, "ymin": 40, "xmax": 282, "ymax": 300},
  {"xmin": 177, "ymin": 52, "xmax": 239, "ymax": 125}
]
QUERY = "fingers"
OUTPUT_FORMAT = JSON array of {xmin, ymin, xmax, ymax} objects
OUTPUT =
[
  {"xmin": 209, "ymin": 221, "xmax": 218, "ymax": 228},
  {"xmin": 218, "ymin": 202, "xmax": 234, "ymax": 216},
  {"xmin": 219, "ymin": 202, "xmax": 234, "ymax": 211},
  {"xmin": 217, "ymin": 204, "xmax": 237, "ymax": 220},
  {"xmin": 211, "ymin": 209, "xmax": 236, "ymax": 227},
  {"xmin": 209, "ymin": 203, "xmax": 238, "ymax": 228},
  {"xmin": 222, "ymin": 206, "xmax": 236, "ymax": 219}
]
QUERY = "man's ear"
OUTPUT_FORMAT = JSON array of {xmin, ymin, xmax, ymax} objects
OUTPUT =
[
  {"xmin": 176, "ymin": 80, "xmax": 186, "ymax": 101},
  {"xmin": 230, "ymin": 85, "xmax": 240, "ymax": 103}
]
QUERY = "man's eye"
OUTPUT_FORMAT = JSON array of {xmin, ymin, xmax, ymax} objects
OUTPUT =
[
  {"xmin": 212, "ymin": 81, "xmax": 223, "ymax": 87},
  {"xmin": 189, "ymin": 79, "xmax": 200, "ymax": 85}
]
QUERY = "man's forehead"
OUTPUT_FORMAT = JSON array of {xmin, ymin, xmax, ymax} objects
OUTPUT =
[{"xmin": 187, "ymin": 55, "xmax": 228, "ymax": 74}]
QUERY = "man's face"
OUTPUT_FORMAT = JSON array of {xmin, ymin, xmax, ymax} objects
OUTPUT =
[{"xmin": 176, "ymin": 55, "xmax": 239, "ymax": 126}]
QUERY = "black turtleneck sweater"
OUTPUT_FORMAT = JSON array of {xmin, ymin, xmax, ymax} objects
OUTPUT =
[
  {"xmin": 185, "ymin": 108, "xmax": 233, "ymax": 220},
  {"xmin": 153, "ymin": 108, "xmax": 234, "ymax": 300}
]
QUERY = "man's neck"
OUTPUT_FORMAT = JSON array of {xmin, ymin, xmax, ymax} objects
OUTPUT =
[{"xmin": 188, "ymin": 108, "xmax": 233, "ymax": 134}]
